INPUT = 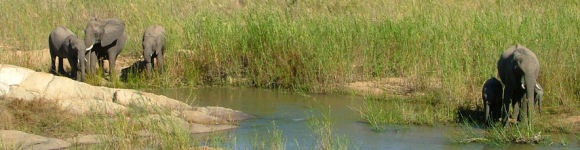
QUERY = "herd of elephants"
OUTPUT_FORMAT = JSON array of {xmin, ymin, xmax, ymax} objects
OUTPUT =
[{"xmin": 48, "ymin": 18, "xmax": 543, "ymax": 127}]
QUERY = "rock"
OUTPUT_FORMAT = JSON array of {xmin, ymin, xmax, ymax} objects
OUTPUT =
[
  {"xmin": 0, "ymin": 64, "xmax": 195, "ymax": 115},
  {"xmin": 43, "ymin": 76, "xmax": 114, "ymax": 102},
  {"xmin": 0, "ymin": 82, "xmax": 9, "ymax": 96},
  {"xmin": 57, "ymin": 99, "xmax": 127, "ymax": 115},
  {"xmin": 0, "ymin": 64, "xmax": 253, "ymax": 134},
  {"xmin": 180, "ymin": 110, "xmax": 227, "ymax": 124},
  {"xmin": 0, "ymin": 64, "xmax": 35, "ymax": 86},
  {"xmin": 189, "ymin": 123, "xmax": 238, "ymax": 134},
  {"xmin": 17, "ymin": 72, "xmax": 54, "ymax": 94},
  {"xmin": 113, "ymin": 89, "xmax": 192, "ymax": 111},
  {"xmin": 65, "ymin": 134, "xmax": 111, "ymax": 145},
  {"xmin": 142, "ymin": 115, "xmax": 191, "ymax": 133},
  {"xmin": 4, "ymin": 86, "xmax": 39, "ymax": 102},
  {"xmin": 0, "ymin": 130, "xmax": 71, "ymax": 150},
  {"xmin": 203, "ymin": 106, "xmax": 255, "ymax": 121}
]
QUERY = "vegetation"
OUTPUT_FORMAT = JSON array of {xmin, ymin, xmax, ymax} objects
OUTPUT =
[
  {"xmin": 0, "ymin": 99, "xmax": 195, "ymax": 149},
  {"xmin": 0, "ymin": 0, "xmax": 577, "ymax": 106},
  {"xmin": 308, "ymin": 107, "xmax": 352, "ymax": 150},
  {"xmin": 356, "ymin": 94, "xmax": 455, "ymax": 131},
  {"xmin": 0, "ymin": 0, "xmax": 579, "ymax": 146},
  {"xmin": 451, "ymin": 121, "xmax": 547, "ymax": 145}
]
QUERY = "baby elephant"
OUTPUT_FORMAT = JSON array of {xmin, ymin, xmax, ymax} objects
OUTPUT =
[
  {"xmin": 142, "ymin": 25, "xmax": 166, "ymax": 75},
  {"xmin": 482, "ymin": 77, "xmax": 544, "ymax": 124},
  {"xmin": 482, "ymin": 77, "xmax": 503, "ymax": 124},
  {"xmin": 49, "ymin": 26, "xmax": 87, "ymax": 81}
]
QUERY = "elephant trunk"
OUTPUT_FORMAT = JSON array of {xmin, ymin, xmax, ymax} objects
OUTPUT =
[
  {"xmin": 78, "ymin": 50, "xmax": 86, "ymax": 82},
  {"xmin": 524, "ymin": 74, "xmax": 536, "ymax": 126}
]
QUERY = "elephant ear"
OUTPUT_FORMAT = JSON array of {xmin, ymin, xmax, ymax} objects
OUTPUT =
[{"xmin": 101, "ymin": 20, "xmax": 125, "ymax": 47}]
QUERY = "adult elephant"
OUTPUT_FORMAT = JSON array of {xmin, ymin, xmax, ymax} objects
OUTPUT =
[
  {"xmin": 84, "ymin": 17, "xmax": 127, "ymax": 79},
  {"xmin": 497, "ymin": 44, "xmax": 540, "ymax": 126},
  {"xmin": 49, "ymin": 26, "xmax": 87, "ymax": 81}
]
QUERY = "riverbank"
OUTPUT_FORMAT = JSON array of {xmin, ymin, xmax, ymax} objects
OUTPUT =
[
  {"xmin": 0, "ymin": 0, "xmax": 578, "ymax": 146},
  {"xmin": 0, "ymin": 64, "xmax": 254, "ymax": 149}
]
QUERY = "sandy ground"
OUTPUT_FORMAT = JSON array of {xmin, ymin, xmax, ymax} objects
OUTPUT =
[
  {"xmin": 1, "ymin": 48, "xmax": 141, "ymax": 73},
  {"xmin": 344, "ymin": 77, "xmax": 441, "ymax": 97}
]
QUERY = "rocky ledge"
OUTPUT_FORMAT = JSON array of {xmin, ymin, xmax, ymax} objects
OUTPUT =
[{"xmin": 0, "ymin": 64, "xmax": 255, "ymax": 149}]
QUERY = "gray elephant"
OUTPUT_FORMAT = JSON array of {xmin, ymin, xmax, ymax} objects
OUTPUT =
[
  {"xmin": 482, "ymin": 77, "xmax": 503, "ymax": 124},
  {"xmin": 534, "ymin": 84, "xmax": 543, "ymax": 114},
  {"xmin": 142, "ymin": 25, "xmax": 166, "ymax": 75},
  {"xmin": 49, "ymin": 26, "xmax": 87, "ymax": 81},
  {"xmin": 497, "ymin": 44, "xmax": 540, "ymax": 126},
  {"xmin": 482, "ymin": 77, "xmax": 544, "ymax": 124},
  {"xmin": 84, "ymin": 17, "xmax": 127, "ymax": 78}
]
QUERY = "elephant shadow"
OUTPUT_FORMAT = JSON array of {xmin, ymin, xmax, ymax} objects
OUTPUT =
[
  {"xmin": 455, "ymin": 105, "xmax": 488, "ymax": 127},
  {"xmin": 120, "ymin": 60, "xmax": 147, "ymax": 82}
]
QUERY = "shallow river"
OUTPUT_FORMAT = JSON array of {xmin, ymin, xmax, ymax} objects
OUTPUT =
[{"xmin": 152, "ymin": 87, "xmax": 577, "ymax": 150}]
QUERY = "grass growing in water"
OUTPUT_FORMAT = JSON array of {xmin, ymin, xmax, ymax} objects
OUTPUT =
[
  {"xmin": 356, "ymin": 94, "xmax": 455, "ymax": 130},
  {"xmin": 250, "ymin": 121, "xmax": 286, "ymax": 150},
  {"xmin": 308, "ymin": 106, "xmax": 353, "ymax": 150},
  {"xmin": 452, "ymin": 121, "xmax": 547, "ymax": 145}
]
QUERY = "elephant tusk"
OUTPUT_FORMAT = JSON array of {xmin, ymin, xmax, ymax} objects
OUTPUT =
[
  {"xmin": 535, "ymin": 83, "xmax": 540, "ymax": 89},
  {"xmin": 86, "ymin": 44, "xmax": 94, "ymax": 51},
  {"xmin": 521, "ymin": 83, "xmax": 526, "ymax": 89},
  {"xmin": 84, "ymin": 57, "xmax": 88, "ymax": 62}
]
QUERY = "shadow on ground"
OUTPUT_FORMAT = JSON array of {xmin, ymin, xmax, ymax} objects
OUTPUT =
[
  {"xmin": 455, "ymin": 105, "xmax": 487, "ymax": 127},
  {"xmin": 120, "ymin": 60, "xmax": 147, "ymax": 82}
]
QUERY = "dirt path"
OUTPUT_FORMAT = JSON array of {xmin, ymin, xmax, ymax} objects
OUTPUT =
[{"xmin": 1, "ymin": 49, "xmax": 141, "ymax": 73}]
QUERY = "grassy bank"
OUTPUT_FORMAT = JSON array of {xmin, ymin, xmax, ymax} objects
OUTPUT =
[
  {"xmin": 0, "ymin": 0, "xmax": 579, "ymax": 145},
  {"xmin": 0, "ymin": 0, "xmax": 577, "ymax": 107}
]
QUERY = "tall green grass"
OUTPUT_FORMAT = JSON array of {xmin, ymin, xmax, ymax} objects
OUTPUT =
[
  {"xmin": 356, "ymin": 94, "xmax": 455, "ymax": 130},
  {"xmin": 452, "ymin": 121, "xmax": 548, "ymax": 145},
  {"xmin": 0, "ymin": 0, "xmax": 578, "ymax": 107}
]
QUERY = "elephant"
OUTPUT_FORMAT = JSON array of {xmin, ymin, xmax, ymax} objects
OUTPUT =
[
  {"xmin": 497, "ymin": 44, "xmax": 540, "ymax": 126},
  {"xmin": 482, "ymin": 77, "xmax": 544, "ymax": 124},
  {"xmin": 482, "ymin": 77, "xmax": 503, "ymax": 124},
  {"xmin": 142, "ymin": 25, "xmax": 166, "ymax": 75},
  {"xmin": 84, "ymin": 17, "xmax": 127, "ymax": 79},
  {"xmin": 49, "ymin": 26, "xmax": 87, "ymax": 81},
  {"xmin": 533, "ymin": 84, "xmax": 543, "ymax": 114}
]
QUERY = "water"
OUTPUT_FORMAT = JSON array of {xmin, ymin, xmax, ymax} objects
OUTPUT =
[{"xmin": 152, "ymin": 87, "xmax": 577, "ymax": 149}]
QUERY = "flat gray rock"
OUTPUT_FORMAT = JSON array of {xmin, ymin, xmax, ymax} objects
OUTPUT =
[
  {"xmin": 189, "ymin": 123, "xmax": 238, "ymax": 134},
  {"xmin": 0, "ymin": 130, "xmax": 71, "ymax": 150},
  {"xmin": 65, "ymin": 134, "xmax": 111, "ymax": 145}
]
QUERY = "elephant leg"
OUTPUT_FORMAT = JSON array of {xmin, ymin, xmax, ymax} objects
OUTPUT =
[
  {"xmin": 69, "ymin": 57, "xmax": 78, "ymax": 81},
  {"xmin": 485, "ymin": 100, "xmax": 491, "ymax": 124},
  {"xmin": 58, "ymin": 57, "xmax": 66, "ymax": 75},
  {"xmin": 520, "ymin": 94, "xmax": 530, "ymax": 126},
  {"xmin": 538, "ymin": 97, "xmax": 542, "ymax": 114},
  {"xmin": 88, "ymin": 51, "xmax": 97, "ymax": 75},
  {"xmin": 98, "ymin": 59, "xmax": 104, "ymax": 71},
  {"xmin": 157, "ymin": 55, "xmax": 164, "ymax": 74},
  {"xmin": 50, "ymin": 55, "xmax": 57, "ymax": 74},
  {"xmin": 144, "ymin": 50, "xmax": 153, "ymax": 77},
  {"xmin": 513, "ymin": 100, "xmax": 520, "ymax": 122},
  {"xmin": 108, "ymin": 53, "xmax": 117, "ymax": 80},
  {"xmin": 501, "ymin": 87, "xmax": 512, "ymax": 126}
]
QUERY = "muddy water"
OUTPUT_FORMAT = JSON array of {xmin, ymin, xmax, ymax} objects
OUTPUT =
[{"xmin": 152, "ymin": 87, "xmax": 577, "ymax": 149}]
